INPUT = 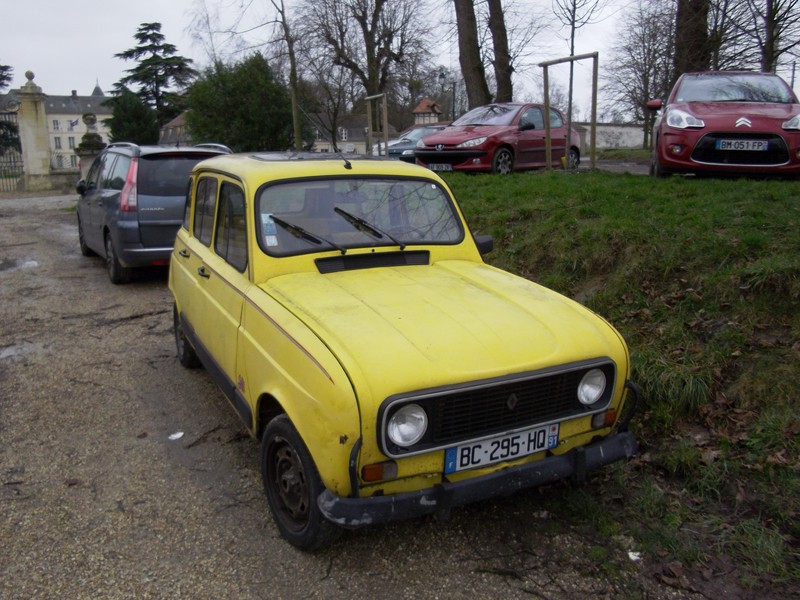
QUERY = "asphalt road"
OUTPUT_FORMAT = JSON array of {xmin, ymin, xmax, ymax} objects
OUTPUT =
[{"xmin": 0, "ymin": 193, "xmax": 693, "ymax": 599}]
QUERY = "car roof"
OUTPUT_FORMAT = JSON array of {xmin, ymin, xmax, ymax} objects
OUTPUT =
[
  {"xmin": 194, "ymin": 152, "xmax": 441, "ymax": 182},
  {"xmin": 105, "ymin": 142, "xmax": 232, "ymax": 157}
]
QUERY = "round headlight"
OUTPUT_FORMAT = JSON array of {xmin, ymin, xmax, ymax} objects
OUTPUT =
[
  {"xmin": 387, "ymin": 403, "xmax": 428, "ymax": 447},
  {"xmin": 577, "ymin": 368, "xmax": 606, "ymax": 405}
]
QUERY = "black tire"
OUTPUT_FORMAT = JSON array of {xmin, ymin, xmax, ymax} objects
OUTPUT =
[
  {"xmin": 105, "ymin": 234, "xmax": 132, "ymax": 284},
  {"xmin": 77, "ymin": 216, "xmax": 95, "ymax": 257},
  {"xmin": 651, "ymin": 141, "xmax": 671, "ymax": 178},
  {"xmin": 567, "ymin": 147, "xmax": 580, "ymax": 169},
  {"xmin": 261, "ymin": 415, "xmax": 342, "ymax": 551},
  {"xmin": 173, "ymin": 304, "xmax": 200, "ymax": 369},
  {"xmin": 492, "ymin": 147, "xmax": 514, "ymax": 174}
]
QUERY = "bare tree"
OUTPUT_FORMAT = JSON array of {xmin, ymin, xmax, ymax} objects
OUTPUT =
[
  {"xmin": 740, "ymin": 0, "xmax": 800, "ymax": 72},
  {"xmin": 454, "ymin": 0, "xmax": 493, "ymax": 107},
  {"xmin": 708, "ymin": 0, "xmax": 756, "ymax": 70},
  {"xmin": 605, "ymin": 0, "xmax": 676, "ymax": 146},
  {"xmin": 673, "ymin": 0, "xmax": 711, "ymax": 78},
  {"xmin": 487, "ymin": 0, "xmax": 513, "ymax": 101}
]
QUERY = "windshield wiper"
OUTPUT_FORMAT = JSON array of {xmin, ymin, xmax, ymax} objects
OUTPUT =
[
  {"xmin": 334, "ymin": 206, "xmax": 406, "ymax": 250},
  {"xmin": 270, "ymin": 215, "xmax": 346, "ymax": 254}
]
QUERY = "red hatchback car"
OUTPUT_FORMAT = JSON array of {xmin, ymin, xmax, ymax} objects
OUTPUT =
[
  {"xmin": 415, "ymin": 102, "xmax": 580, "ymax": 174},
  {"xmin": 647, "ymin": 71, "xmax": 800, "ymax": 177}
]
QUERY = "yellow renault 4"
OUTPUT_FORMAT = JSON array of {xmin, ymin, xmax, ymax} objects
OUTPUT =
[{"xmin": 169, "ymin": 153, "xmax": 640, "ymax": 550}]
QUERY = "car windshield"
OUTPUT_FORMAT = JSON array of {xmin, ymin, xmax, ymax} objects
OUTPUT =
[
  {"xmin": 400, "ymin": 127, "xmax": 443, "ymax": 142},
  {"xmin": 452, "ymin": 104, "xmax": 518, "ymax": 126},
  {"xmin": 675, "ymin": 73, "xmax": 796, "ymax": 103},
  {"xmin": 256, "ymin": 177, "xmax": 464, "ymax": 257}
]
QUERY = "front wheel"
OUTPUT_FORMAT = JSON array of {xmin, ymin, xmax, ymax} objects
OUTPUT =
[
  {"xmin": 567, "ymin": 147, "xmax": 580, "ymax": 169},
  {"xmin": 261, "ymin": 415, "xmax": 342, "ymax": 551},
  {"xmin": 105, "ymin": 234, "xmax": 132, "ymax": 284},
  {"xmin": 492, "ymin": 147, "xmax": 514, "ymax": 174}
]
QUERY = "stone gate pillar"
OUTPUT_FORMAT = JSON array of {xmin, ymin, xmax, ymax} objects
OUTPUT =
[{"xmin": 15, "ymin": 71, "xmax": 51, "ymax": 191}]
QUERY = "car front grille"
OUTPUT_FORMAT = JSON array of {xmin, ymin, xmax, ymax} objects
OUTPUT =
[
  {"xmin": 692, "ymin": 133, "xmax": 789, "ymax": 166},
  {"xmin": 379, "ymin": 359, "xmax": 616, "ymax": 458}
]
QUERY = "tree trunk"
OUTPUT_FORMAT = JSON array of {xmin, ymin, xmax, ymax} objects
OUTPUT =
[
  {"xmin": 487, "ymin": 0, "xmax": 513, "ymax": 102},
  {"xmin": 454, "ymin": 0, "xmax": 492, "ymax": 108},
  {"xmin": 674, "ymin": 0, "xmax": 711, "ymax": 78}
]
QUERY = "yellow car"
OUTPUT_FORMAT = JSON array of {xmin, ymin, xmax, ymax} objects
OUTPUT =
[{"xmin": 169, "ymin": 153, "xmax": 639, "ymax": 550}]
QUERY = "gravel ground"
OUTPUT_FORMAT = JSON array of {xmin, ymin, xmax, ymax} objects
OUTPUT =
[{"xmin": 0, "ymin": 193, "xmax": 704, "ymax": 599}]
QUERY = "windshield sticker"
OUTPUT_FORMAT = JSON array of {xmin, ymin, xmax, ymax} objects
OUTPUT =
[{"xmin": 262, "ymin": 214, "xmax": 279, "ymax": 246}]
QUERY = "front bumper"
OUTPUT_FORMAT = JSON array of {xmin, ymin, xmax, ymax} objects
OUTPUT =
[{"xmin": 318, "ymin": 430, "xmax": 637, "ymax": 528}]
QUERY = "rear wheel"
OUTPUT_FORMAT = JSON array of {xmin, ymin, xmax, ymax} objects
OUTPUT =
[
  {"xmin": 173, "ymin": 304, "xmax": 200, "ymax": 368},
  {"xmin": 567, "ymin": 147, "xmax": 580, "ymax": 169},
  {"xmin": 492, "ymin": 148, "xmax": 514, "ymax": 174},
  {"xmin": 261, "ymin": 415, "xmax": 342, "ymax": 551},
  {"xmin": 105, "ymin": 234, "xmax": 132, "ymax": 284},
  {"xmin": 77, "ymin": 217, "xmax": 95, "ymax": 257}
]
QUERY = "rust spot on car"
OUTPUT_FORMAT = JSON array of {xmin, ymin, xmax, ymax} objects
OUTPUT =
[{"xmin": 339, "ymin": 434, "xmax": 348, "ymax": 444}]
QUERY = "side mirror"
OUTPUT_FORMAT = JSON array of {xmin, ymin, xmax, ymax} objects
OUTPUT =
[
  {"xmin": 474, "ymin": 234, "xmax": 493, "ymax": 255},
  {"xmin": 76, "ymin": 180, "xmax": 87, "ymax": 194},
  {"xmin": 646, "ymin": 99, "xmax": 663, "ymax": 111}
]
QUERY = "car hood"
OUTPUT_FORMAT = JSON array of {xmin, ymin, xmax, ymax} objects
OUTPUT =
[
  {"xmin": 421, "ymin": 125, "xmax": 510, "ymax": 145},
  {"xmin": 261, "ymin": 261, "xmax": 624, "ymax": 400},
  {"xmin": 674, "ymin": 101, "xmax": 799, "ymax": 124}
]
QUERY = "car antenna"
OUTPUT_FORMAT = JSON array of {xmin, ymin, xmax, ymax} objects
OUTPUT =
[{"xmin": 338, "ymin": 153, "xmax": 352, "ymax": 170}]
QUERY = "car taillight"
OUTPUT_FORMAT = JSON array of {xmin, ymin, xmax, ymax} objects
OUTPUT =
[{"xmin": 120, "ymin": 157, "xmax": 139, "ymax": 212}]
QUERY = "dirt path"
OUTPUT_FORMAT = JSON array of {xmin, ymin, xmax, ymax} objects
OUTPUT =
[{"xmin": 0, "ymin": 194, "xmax": 700, "ymax": 598}]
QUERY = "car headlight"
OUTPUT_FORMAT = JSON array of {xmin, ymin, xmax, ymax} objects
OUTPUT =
[
  {"xmin": 665, "ymin": 108, "xmax": 705, "ymax": 129},
  {"xmin": 401, "ymin": 149, "xmax": 414, "ymax": 156},
  {"xmin": 782, "ymin": 114, "xmax": 800, "ymax": 130},
  {"xmin": 457, "ymin": 137, "xmax": 487, "ymax": 148},
  {"xmin": 387, "ymin": 403, "xmax": 428, "ymax": 447},
  {"xmin": 577, "ymin": 368, "xmax": 606, "ymax": 405}
]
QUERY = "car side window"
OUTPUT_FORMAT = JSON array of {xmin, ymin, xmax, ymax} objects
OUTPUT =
[
  {"xmin": 87, "ymin": 153, "xmax": 114, "ymax": 190},
  {"xmin": 549, "ymin": 110, "xmax": 564, "ymax": 128},
  {"xmin": 104, "ymin": 155, "xmax": 130, "ymax": 191},
  {"xmin": 521, "ymin": 108, "xmax": 545, "ymax": 130},
  {"xmin": 85, "ymin": 158, "xmax": 103, "ymax": 190},
  {"xmin": 182, "ymin": 178, "xmax": 194, "ymax": 231},
  {"xmin": 214, "ymin": 182, "xmax": 248, "ymax": 272},
  {"xmin": 193, "ymin": 177, "xmax": 218, "ymax": 247}
]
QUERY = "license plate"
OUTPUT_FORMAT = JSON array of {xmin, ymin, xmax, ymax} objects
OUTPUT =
[
  {"xmin": 444, "ymin": 423, "xmax": 560, "ymax": 474},
  {"xmin": 428, "ymin": 163, "xmax": 453, "ymax": 171},
  {"xmin": 716, "ymin": 139, "xmax": 769, "ymax": 151}
]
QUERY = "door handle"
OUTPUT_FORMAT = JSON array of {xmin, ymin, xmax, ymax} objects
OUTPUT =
[
  {"xmin": 178, "ymin": 249, "xmax": 190, "ymax": 258},
  {"xmin": 197, "ymin": 266, "xmax": 210, "ymax": 279}
]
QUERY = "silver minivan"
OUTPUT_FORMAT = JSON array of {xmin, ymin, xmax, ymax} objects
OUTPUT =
[{"xmin": 76, "ymin": 142, "xmax": 230, "ymax": 283}]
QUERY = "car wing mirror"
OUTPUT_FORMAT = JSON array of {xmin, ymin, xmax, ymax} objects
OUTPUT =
[
  {"xmin": 474, "ymin": 234, "xmax": 493, "ymax": 255},
  {"xmin": 76, "ymin": 180, "xmax": 87, "ymax": 194},
  {"xmin": 646, "ymin": 99, "xmax": 663, "ymax": 111}
]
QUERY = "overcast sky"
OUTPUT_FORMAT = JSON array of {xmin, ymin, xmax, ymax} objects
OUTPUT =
[{"xmin": 9, "ymin": 1, "xmax": 795, "ymax": 117}]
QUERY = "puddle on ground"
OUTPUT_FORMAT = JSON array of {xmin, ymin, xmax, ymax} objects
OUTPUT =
[
  {"xmin": 0, "ymin": 258, "xmax": 39, "ymax": 273},
  {"xmin": 0, "ymin": 342, "xmax": 43, "ymax": 361}
]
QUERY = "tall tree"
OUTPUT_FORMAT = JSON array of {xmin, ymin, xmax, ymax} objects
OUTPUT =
[
  {"xmin": 187, "ymin": 53, "xmax": 293, "ymax": 152},
  {"xmin": 673, "ymin": 0, "xmax": 711, "ymax": 77},
  {"xmin": 102, "ymin": 88, "xmax": 160, "ymax": 144},
  {"xmin": 114, "ymin": 22, "xmax": 198, "ymax": 126},
  {"xmin": 454, "ymin": 0, "xmax": 492, "ymax": 107},
  {"xmin": 605, "ymin": 0, "xmax": 676, "ymax": 146},
  {"xmin": 741, "ymin": 0, "xmax": 800, "ymax": 72},
  {"xmin": 0, "ymin": 63, "xmax": 20, "ymax": 154},
  {"xmin": 487, "ymin": 0, "xmax": 513, "ymax": 102}
]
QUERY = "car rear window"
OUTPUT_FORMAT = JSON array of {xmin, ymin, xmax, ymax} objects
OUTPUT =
[{"xmin": 138, "ymin": 154, "xmax": 217, "ymax": 196}]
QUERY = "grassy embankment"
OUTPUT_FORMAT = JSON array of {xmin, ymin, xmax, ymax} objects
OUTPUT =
[{"xmin": 445, "ymin": 167, "xmax": 799, "ymax": 588}]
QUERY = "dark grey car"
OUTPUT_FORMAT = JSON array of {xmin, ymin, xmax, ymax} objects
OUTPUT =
[{"xmin": 76, "ymin": 143, "xmax": 230, "ymax": 283}]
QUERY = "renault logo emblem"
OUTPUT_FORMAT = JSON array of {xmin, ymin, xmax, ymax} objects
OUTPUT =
[
  {"xmin": 507, "ymin": 393, "xmax": 519, "ymax": 411},
  {"xmin": 735, "ymin": 117, "xmax": 752, "ymax": 128},
  {"xmin": 436, "ymin": 144, "xmax": 444, "ymax": 151}
]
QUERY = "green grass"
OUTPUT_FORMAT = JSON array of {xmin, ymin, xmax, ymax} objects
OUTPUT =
[{"xmin": 444, "ymin": 169, "xmax": 800, "ymax": 590}]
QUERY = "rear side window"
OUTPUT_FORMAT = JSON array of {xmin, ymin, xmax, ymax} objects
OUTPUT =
[
  {"xmin": 193, "ymin": 177, "xmax": 218, "ymax": 247},
  {"xmin": 104, "ymin": 155, "xmax": 130, "ymax": 191},
  {"xmin": 214, "ymin": 183, "xmax": 247, "ymax": 272},
  {"xmin": 138, "ymin": 154, "xmax": 214, "ymax": 196}
]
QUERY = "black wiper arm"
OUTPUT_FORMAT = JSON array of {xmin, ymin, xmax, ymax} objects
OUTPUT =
[
  {"xmin": 334, "ymin": 206, "xmax": 406, "ymax": 250},
  {"xmin": 270, "ymin": 215, "xmax": 346, "ymax": 254}
]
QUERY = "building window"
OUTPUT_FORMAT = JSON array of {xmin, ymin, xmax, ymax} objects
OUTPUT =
[
  {"xmin": 54, "ymin": 137, "xmax": 62, "ymax": 149},
  {"xmin": 52, "ymin": 119, "xmax": 61, "ymax": 131},
  {"xmin": 56, "ymin": 154, "xmax": 64, "ymax": 168},
  {"xmin": 338, "ymin": 127, "xmax": 348, "ymax": 142},
  {"xmin": 70, "ymin": 155, "xmax": 78, "ymax": 168},
  {"xmin": 68, "ymin": 137, "xmax": 76, "ymax": 149}
]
